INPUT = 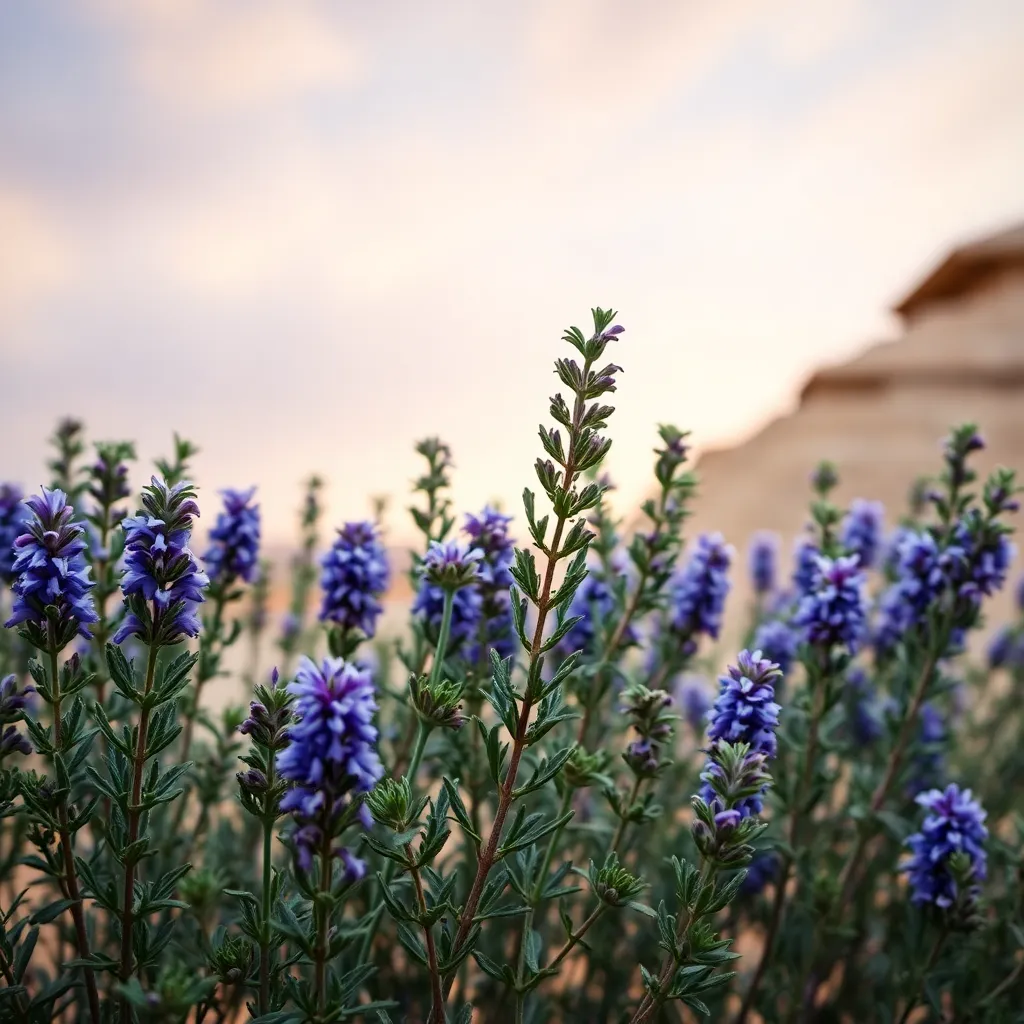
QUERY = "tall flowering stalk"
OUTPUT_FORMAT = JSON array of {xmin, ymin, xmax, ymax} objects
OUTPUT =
[
  {"xmin": 795, "ymin": 426, "xmax": 1019, "ymax": 1018},
  {"xmin": 179, "ymin": 486, "xmax": 261, "ymax": 763},
  {"xmin": 428, "ymin": 309, "xmax": 624, "ymax": 1018},
  {"xmin": 276, "ymin": 656, "xmax": 383, "ymax": 1015},
  {"xmin": 735, "ymin": 467, "xmax": 866, "ymax": 1023},
  {"xmin": 576, "ymin": 426, "xmax": 695, "ymax": 743},
  {"xmin": 47, "ymin": 417, "xmax": 87, "ymax": 507},
  {"xmin": 100, "ymin": 477, "xmax": 208, "ymax": 1008},
  {"xmin": 628, "ymin": 650, "xmax": 781, "ymax": 1024},
  {"xmin": 237, "ymin": 670, "xmax": 293, "ymax": 1014},
  {"xmin": 320, "ymin": 520, "xmax": 390, "ymax": 657},
  {"xmin": 83, "ymin": 441, "xmax": 135, "ymax": 704},
  {"xmin": 5, "ymin": 488, "xmax": 100, "ymax": 1024}
]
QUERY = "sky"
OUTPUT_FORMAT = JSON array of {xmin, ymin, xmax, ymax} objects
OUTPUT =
[{"xmin": 2, "ymin": 0, "xmax": 1023, "ymax": 546}]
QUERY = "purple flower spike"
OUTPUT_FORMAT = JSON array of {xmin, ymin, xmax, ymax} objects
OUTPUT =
[
  {"xmin": 701, "ymin": 650, "xmax": 782, "ymax": 817},
  {"xmin": 277, "ymin": 656, "xmax": 383, "ymax": 874},
  {"xmin": 5, "ymin": 487, "xmax": 98, "ymax": 648},
  {"xmin": 905, "ymin": 784, "xmax": 987, "ymax": 908},
  {"xmin": 671, "ymin": 533, "xmax": 733, "ymax": 643},
  {"xmin": 204, "ymin": 487, "xmax": 261, "ymax": 585},
  {"xmin": 114, "ymin": 477, "xmax": 209, "ymax": 647},
  {"xmin": 319, "ymin": 521, "xmax": 389, "ymax": 638}
]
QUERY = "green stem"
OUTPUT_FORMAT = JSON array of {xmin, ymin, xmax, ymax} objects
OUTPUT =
[
  {"xmin": 355, "ymin": 718, "xmax": 434, "ymax": 966},
  {"xmin": 258, "ymin": 757, "xmax": 277, "ymax": 1016},
  {"xmin": 630, "ymin": 859, "xmax": 716, "ymax": 1024},
  {"xmin": 429, "ymin": 590, "xmax": 455, "ymax": 690},
  {"xmin": 800, "ymin": 638, "xmax": 944, "ymax": 1018},
  {"xmin": 544, "ymin": 904, "xmax": 606, "ymax": 971},
  {"xmin": 314, "ymin": 829, "xmax": 332, "ymax": 1016},
  {"xmin": 407, "ymin": 845, "xmax": 446, "ymax": 1022},
  {"xmin": 47, "ymin": 640, "xmax": 101, "ymax": 1024},
  {"xmin": 734, "ymin": 675, "xmax": 827, "ymax": 1024},
  {"xmin": 533, "ymin": 788, "xmax": 573, "ymax": 904},
  {"xmin": 180, "ymin": 589, "xmax": 227, "ymax": 764},
  {"xmin": 119, "ymin": 640, "xmax": 160, "ymax": 1018},
  {"xmin": 896, "ymin": 928, "xmax": 948, "ymax": 1024},
  {"xmin": 977, "ymin": 958, "xmax": 1024, "ymax": 1008},
  {"xmin": 429, "ymin": 346, "xmax": 600, "ymax": 1022},
  {"xmin": 609, "ymin": 777, "xmax": 644, "ymax": 855}
]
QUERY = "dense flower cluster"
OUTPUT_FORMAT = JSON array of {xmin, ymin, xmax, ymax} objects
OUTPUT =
[
  {"xmin": 748, "ymin": 532, "xmax": 778, "ymax": 596},
  {"xmin": 752, "ymin": 619, "xmax": 798, "ymax": 677},
  {"xmin": 319, "ymin": 521, "xmax": 390, "ymax": 638},
  {"xmin": 204, "ymin": 487, "xmax": 261, "ymax": 585},
  {"xmin": 875, "ymin": 521, "xmax": 1014, "ymax": 656},
  {"xmin": 277, "ymin": 656, "xmax": 383, "ymax": 876},
  {"xmin": 670, "ymin": 532, "xmax": 733, "ymax": 643},
  {"xmin": 905, "ymin": 784, "xmax": 988, "ymax": 908},
  {"xmin": 793, "ymin": 554, "xmax": 868, "ymax": 651},
  {"xmin": 792, "ymin": 540, "xmax": 820, "ymax": 595},
  {"xmin": 420, "ymin": 538, "xmax": 483, "ymax": 590},
  {"xmin": 702, "ymin": 649, "xmax": 782, "ymax": 816},
  {"xmin": 0, "ymin": 484, "xmax": 28, "ymax": 584},
  {"xmin": 114, "ymin": 477, "xmax": 209, "ymax": 646},
  {"xmin": 413, "ymin": 539, "xmax": 485, "ymax": 652},
  {"xmin": 463, "ymin": 506, "xmax": 516, "ymax": 659},
  {"xmin": 5, "ymin": 488, "xmax": 98, "ymax": 646},
  {"xmin": 840, "ymin": 499, "xmax": 885, "ymax": 569}
]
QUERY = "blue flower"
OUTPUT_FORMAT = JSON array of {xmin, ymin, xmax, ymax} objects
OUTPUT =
[
  {"xmin": 671, "ymin": 533, "xmax": 733, "ymax": 642},
  {"xmin": 840, "ymin": 499, "xmax": 885, "ymax": 569},
  {"xmin": 844, "ymin": 668, "xmax": 883, "ymax": 746},
  {"xmin": 5, "ymin": 488, "xmax": 98, "ymax": 648},
  {"xmin": 561, "ymin": 571, "xmax": 638, "ymax": 656},
  {"xmin": 702, "ymin": 649, "xmax": 782, "ymax": 817},
  {"xmin": 740, "ymin": 852, "xmax": 779, "ymax": 896},
  {"xmin": 319, "ymin": 521, "xmax": 390, "ymax": 638},
  {"xmin": 114, "ymin": 477, "xmax": 209, "ymax": 647},
  {"xmin": 0, "ymin": 674, "xmax": 33, "ymax": 760},
  {"xmin": 792, "ymin": 540, "xmax": 820, "ymax": 596},
  {"xmin": 277, "ymin": 656, "xmax": 383, "ymax": 876},
  {"xmin": 464, "ymin": 506, "xmax": 517, "ymax": 660},
  {"xmin": 752, "ymin": 619, "xmax": 797, "ymax": 678},
  {"xmin": 204, "ymin": 487, "xmax": 261, "ymax": 585},
  {"xmin": 957, "ymin": 522, "xmax": 1014, "ymax": 605},
  {"xmin": 748, "ymin": 532, "xmax": 779, "ymax": 596},
  {"xmin": 675, "ymin": 675, "xmax": 711, "ymax": 735},
  {"xmin": 905, "ymin": 784, "xmax": 987, "ymax": 908},
  {"xmin": 793, "ymin": 554, "xmax": 868, "ymax": 652},
  {"xmin": 0, "ymin": 484, "xmax": 28, "ymax": 585},
  {"xmin": 420, "ymin": 538, "xmax": 483, "ymax": 591},
  {"xmin": 987, "ymin": 626, "xmax": 1024, "ymax": 670},
  {"xmin": 1016, "ymin": 574, "xmax": 1024, "ymax": 612},
  {"xmin": 463, "ymin": 506, "xmax": 514, "ymax": 588}
]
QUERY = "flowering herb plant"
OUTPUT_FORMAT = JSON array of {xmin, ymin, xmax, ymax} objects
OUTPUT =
[{"xmin": 0, "ymin": 311, "xmax": 1022, "ymax": 1023}]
